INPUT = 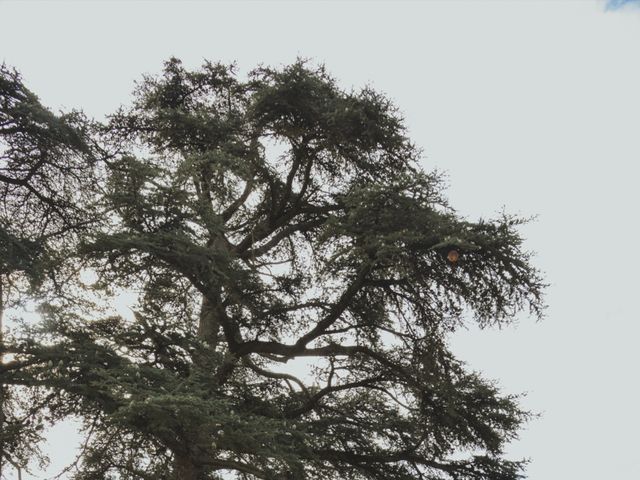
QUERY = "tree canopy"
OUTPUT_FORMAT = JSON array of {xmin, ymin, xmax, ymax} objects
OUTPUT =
[{"xmin": 0, "ymin": 59, "xmax": 545, "ymax": 480}]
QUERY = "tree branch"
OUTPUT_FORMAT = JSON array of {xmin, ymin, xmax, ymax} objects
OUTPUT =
[{"xmin": 295, "ymin": 263, "xmax": 371, "ymax": 347}]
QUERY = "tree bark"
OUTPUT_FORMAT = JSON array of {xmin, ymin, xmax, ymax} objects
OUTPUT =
[
  {"xmin": 173, "ymin": 453, "xmax": 205, "ymax": 480},
  {"xmin": 197, "ymin": 296, "xmax": 221, "ymax": 348}
]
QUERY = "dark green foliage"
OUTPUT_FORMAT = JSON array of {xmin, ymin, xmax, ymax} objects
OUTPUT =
[
  {"xmin": 1, "ymin": 59, "xmax": 545, "ymax": 480},
  {"xmin": 0, "ymin": 63, "xmax": 97, "ymax": 303},
  {"xmin": 0, "ymin": 64, "xmax": 93, "ymax": 237},
  {"xmin": 0, "ymin": 64, "xmax": 97, "ymax": 477}
]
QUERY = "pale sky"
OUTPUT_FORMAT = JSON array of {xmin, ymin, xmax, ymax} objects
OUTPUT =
[{"xmin": 1, "ymin": 0, "xmax": 640, "ymax": 479}]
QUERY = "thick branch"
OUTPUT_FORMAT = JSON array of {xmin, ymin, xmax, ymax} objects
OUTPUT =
[
  {"xmin": 221, "ymin": 175, "xmax": 255, "ymax": 222},
  {"xmin": 242, "ymin": 356, "xmax": 309, "ymax": 395},
  {"xmin": 239, "ymin": 217, "xmax": 325, "ymax": 259},
  {"xmin": 235, "ymin": 341, "xmax": 413, "ymax": 383},
  {"xmin": 285, "ymin": 375, "xmax": 385, "ymax": 418},
  {"xmin": 295, "ymin": 264, "xmax": 371, "ymax": 347},
  {"xmin": 208, "ymin": 458, "xmax": 269, "ymax": 479}
]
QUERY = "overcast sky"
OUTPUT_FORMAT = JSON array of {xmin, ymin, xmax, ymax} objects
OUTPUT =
[{"xmin": 2, "ymin": 0, "xmax": 640, "ymax": 479}]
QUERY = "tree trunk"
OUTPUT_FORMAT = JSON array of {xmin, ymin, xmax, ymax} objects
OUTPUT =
[
  {"xmin": 174, "ymin": 454, "xmax": 205, "ymax": 480},
  {"xmin": 198, "ymin": 296, "xmax": 221, "ymax": 348}
]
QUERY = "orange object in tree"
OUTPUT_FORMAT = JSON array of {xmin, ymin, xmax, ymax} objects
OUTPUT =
[{"xmin": 447, "ymin": 249, "xmax": 460, "ymax": 264}]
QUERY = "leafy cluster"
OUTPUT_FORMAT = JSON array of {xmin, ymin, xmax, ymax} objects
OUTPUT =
[
  {"xmin": 0, "ymin": 59, "xmax": 544, "ymax": 480},
  {"xmin": 0, "ymin": 64, "xmax": 97, "ymax": 476}
]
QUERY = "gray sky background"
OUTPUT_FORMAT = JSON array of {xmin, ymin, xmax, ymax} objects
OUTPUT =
[{"xmin": 1, "ymin": 0, "xmax": 640, "ymax": 478}]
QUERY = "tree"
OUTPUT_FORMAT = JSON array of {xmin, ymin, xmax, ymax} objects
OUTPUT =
[
  {"xmin": 2, "ymin": 59, "xmax": 544, "ymax": 480},
  {"xmin": 0, "ymin": 64, "xmax": 97, "ymax": 477}
]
